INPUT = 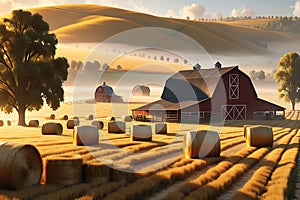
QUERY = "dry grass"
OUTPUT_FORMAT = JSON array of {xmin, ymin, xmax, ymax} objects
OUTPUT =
[
  {"xmin": 0, "ymin": 109, "xmax": 298, "ymax": 199},
  {"xmin": 231, "ymin": 128, "xmax": 299, "ymax": 200}
]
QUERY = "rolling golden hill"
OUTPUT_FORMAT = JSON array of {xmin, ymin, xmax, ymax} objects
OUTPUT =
[{"xmin": 27, "ymin": 4, "xmax": 300, "ymax": 56}]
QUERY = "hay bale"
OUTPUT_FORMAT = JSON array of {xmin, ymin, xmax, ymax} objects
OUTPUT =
[
  {"xmin": 0, "ymin": 142, "xmax": 42, "ymax": 190},
  {"xmin": 7, "ymin": 120, "xmax": 11, "ymax": 126},
  {"xmin": 108, "ymin": 121, "xmax": 126, "ymax": 133},
  {"xmin": 111, "ymin": 163, "xmax": 136, "ymax": 182},
  {"xmin": 152, "ymin": 123, "xmax": 167, "ymax": 134},
  {"xmin": 0, "ymin": 120, "xmax": 3, "ymax": 127},
  {"xmin": 130, "ymin": 125, "xmax": 152, "ymax": 141},
  {"xmin": 83, "ymin": 160, "xmax": 112, "ymax": 183},
  {"xmin": 43, "ymin": 155, "xmax": 82, "ymax": 186},
  {"xmin": 121, "ymin": 115, "xmax": 133, "ymax": 122},
  {"xmin": 91, "ymin": 120, "xmax": 104, "ymax": 130},
  {"xmin": 245, "ymin": 126, "xmax": 273, "ymax": 147},
  {"xmin": 73, "ymin": 125, "xmax": 99, "ymax": 146},
  {"xmin": 42, "ymin": 123, "xmax": 63, "ymax": 135},
  {"xmin": 107, "ymin": 116, "xmax": 116, "ymax": 122},
  {"xmin": 59, "ymin": 115, "xmax": 68, "ymax": 120},
  {"xmin": 85, "ymin": 114, "xmax": 94, "ymax": 120},
  {"xmin": 184, "ymin": 130, "xmax": 220, "ymax": 159},
  {"xmin": 67, "ymin": 119, "xmax": 80, "ymax": 129},
  {"xmin": 72, "ymin": 116, "xmax": 79, "ymax": 121},
  {"xmin": 44, "ymin": 114, "xmax": 55, "ymax": 120},
  {"xmin": 29, "ymin": 120, "xmax": 39, "ymax": 127}
]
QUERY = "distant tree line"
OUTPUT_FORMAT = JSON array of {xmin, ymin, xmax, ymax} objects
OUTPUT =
[{"xmin": 69, "ymin": 60, "xmax": 122, "ymax": 72}]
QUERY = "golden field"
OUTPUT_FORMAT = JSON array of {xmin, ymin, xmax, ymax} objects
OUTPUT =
[
  {"xmin": 0, "ymin": 103, "xmax": 299, "ymax": 199},
  {"xmin": 25, "ymin": 4, "xmax": 300, "ymax": 57}
]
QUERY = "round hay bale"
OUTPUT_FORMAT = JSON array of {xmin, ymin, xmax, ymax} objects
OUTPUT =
[
  {"xmin": 7, "ymin": 120, "xmax": 11, "ymax": 126},
  {"xmin": 184, "ymin": 130, "xmax": 220, "ymax": 159},
  {"xmin": 0, "ymin": 120, "xmax": 4, "ymax": 127},
  {"xmin": 73, "ymin": 125, "xmax": 99, "ymax": 146},
  {"xmin": 108, "ymin": 121, "xmax": 126, "ymax": 133},
  {"xmin": 246, "ymin": 126, "xmax": 273, "ymax": 147},
  {"xmin": 130, "ymin": 125, "xmax": 152, "ymax": 141},
  {"xmin": 42, "ymin": 123, "xmax": 63, "ymax": 135},
  {"xmin": 91, "ymin": 120, "xmax": 104, "ymax": 130},
  {"xmin": 59, "ymin": 115, "xmax": 68, "ymax": 120},
  {"xmin": 44, "ymin": 114, "xmax": 55, "ymax": 120},
  {"xmin": 67, "ymin": 119, "xmax": 79, "ymax": 129},
  {"xmin": 85, "ymin": 114, "xmax": 94, "ymax": 120},
  {"xmin": 111, "ymin": 163, "xmax": 136, "ymax": 182},
  {"xmin": 121, "ymin": 115, "xmax": 133, "ymax": 122},
  {"xmin": 29, "ymin": 120, "xmax": 39, "ymax": 127},
  {"xmin": 107, "ymin": 116, "xmax": 116, "ymax": 122},
  {"xmin": 83, "ymin": 160, "xmax": 112, "ymax": 183},
  {"xmin": 0, "ymin": 142, "xmax": 42, "ymax": 190},
  {"xmin": 43, "ymin": 155, "xmax": 82, "ymax": 186},
  {"xmin": 72, "ymin": 116, "xmax": 79, "ymax": 121},
  {"xmin": 152, "ymin": 123, "xmax": 167, "ymax": 134}
]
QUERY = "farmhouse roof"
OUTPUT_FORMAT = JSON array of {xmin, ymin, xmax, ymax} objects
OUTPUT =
[{"xmin": 133, "ymin": 99, "xmax": 209, "ymax": 111}]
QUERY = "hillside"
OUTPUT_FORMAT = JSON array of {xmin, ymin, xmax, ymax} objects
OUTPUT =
[{"xmin": 27, "ymin": 4, "xmax": 300, "ymax": 57}]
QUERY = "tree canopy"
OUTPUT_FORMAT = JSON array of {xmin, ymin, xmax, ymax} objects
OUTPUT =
[
  {"xmin": 0, "ymin": 10, "xmax": 69, "ymax": 126},
  {"xmin": 274, "ymin": 52, "xmax": 300, "ymax": 110}
]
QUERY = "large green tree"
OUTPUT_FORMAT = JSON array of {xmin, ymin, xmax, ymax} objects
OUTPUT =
[
  {"xmin": 274, "ymin": 52, "xmax": 300, "ymax": 111},
  {"xmin": 0, "ymin": 10, "xmax": 69, "ymax": 126}
]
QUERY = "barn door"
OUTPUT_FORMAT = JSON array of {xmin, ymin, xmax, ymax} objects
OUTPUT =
[{"xmin": 222, "ymin": 105, "xmax": 246, "ymax": 120}]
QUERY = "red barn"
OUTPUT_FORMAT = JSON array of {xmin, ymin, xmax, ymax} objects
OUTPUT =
[
  {"xmin": 132, "ymin": 64, "xmax": 285, "ymax": 122},
  {"xmin": 95, "ymin": 82, "xmax": 123, "ymax": 102}
]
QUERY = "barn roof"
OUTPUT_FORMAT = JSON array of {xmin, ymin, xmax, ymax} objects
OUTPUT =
[
  {"xmin": 164, "ymin": 66, "xmax": 237, "ymax": 99},
  {"xmin": 133, "ymin": 99, "xmax": 209, "ymax": 111},
  {"xmin": 96, "ymin": 82, "xmax": 117, "ymax": 97}
]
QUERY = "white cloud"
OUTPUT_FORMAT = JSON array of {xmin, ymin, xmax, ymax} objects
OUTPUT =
[
  {"xmin": 293, "ymin": 1, "xmax": 300, "ymax": 16},
  {"xmin": 180, "ymin": 3, "xmax": 205, "ymax": 20},
  {"xmin": 212, "ymin": 12, "xmax": 223, "ymax": 19},
  {"xmin": 165, "ymin": 9, "xmax": 176, "ymax": 18},
  {"xmin": 0, "ymin": 1, "xmax": 13, "ymax": 15},
  {"xmin": 231, "ymin": 6, "xmax": 255, "ymax": 17}
]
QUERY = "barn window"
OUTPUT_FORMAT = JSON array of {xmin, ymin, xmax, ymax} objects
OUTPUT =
[
  {"xmin": 199, "ymin": 112, "xmax": 204, "ymax": 118},
  {"xmin": 229, "ymin": 74, "xmax": 239, "ymax": 99}
]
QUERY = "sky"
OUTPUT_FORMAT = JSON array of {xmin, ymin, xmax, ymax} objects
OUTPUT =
[{"xmin": 0, "ymin": 0, "xmax": 300, "ymax": 19}]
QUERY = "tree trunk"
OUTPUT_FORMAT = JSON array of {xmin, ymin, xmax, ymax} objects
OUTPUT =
[
  {"xmin": 291, "ymin": 101, "xmax": 296, "ymax": 111},
  {"xmin": 18, "ymin": 107, "xmax": 26, "ymax": 126}
]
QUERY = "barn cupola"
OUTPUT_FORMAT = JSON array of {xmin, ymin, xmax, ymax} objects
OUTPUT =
[
  {"xmin": 215, "ymin": 61, "xmax": 222, "ymax": 69},
  {"xmin": 193, "ymin": 63, "xmax": 201, "ymax": 70}
]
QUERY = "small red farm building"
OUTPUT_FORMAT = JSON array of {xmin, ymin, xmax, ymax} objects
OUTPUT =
[
  {"xmin": 95, "ymin": 82, "xmax": 123, "ymax": 102},
  {"xmin": 132, "ymin": 65, "xmax": 285, "ymax": 122}
]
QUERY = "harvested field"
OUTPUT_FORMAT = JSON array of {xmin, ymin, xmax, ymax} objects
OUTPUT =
[{"xmin": 0, "ymin": 109, "xmax": 299, "ymax": 200}]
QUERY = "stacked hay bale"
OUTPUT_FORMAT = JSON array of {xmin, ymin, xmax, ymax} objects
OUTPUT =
[
  {"xmin": 42, "ymin": 123, "xmax": 63, "ymax": 135},
  {"xmin": 184, "ymin": 130, "xmax": 220, "ymax": 159},
  {"xmin": 108, "ymin": 121, "xmax": 126, "ymax": 133},
  {"xmin": 91, "ymin": 121, "xmax": 104, "ymax": 130},
  {"xmin": 73, "ymin": 125, "xmax": 99, "ymax": 146},
  {"xmin": 0, "ymin": 142, "xmax": 42, "ymax": 190},
  {"xmin": 152, "ymin": 123, "xmax": 167, "ymax": 134},
  {"xmin": 130, "ymin": 125, "xmax": 152, "ymax": 141},
  {"xmin": 121, "ymin": 115, "xmax": 133, "ymax": 122},
  {"xmin": 244, "ymin": 125, "xmax": 273, "ymax": 147},
  {"xmin": 85, "ymin": 114, "xmax": 94, "ymax": 120},
  {"xmin": 44, "ymin": 114, "xmax": 55, "ymax": 120},
  {"xmin": 42, "ymin": 155, "xmax": 82, "ymax": 186},
  {"xmin": 59, "ymin": 115, "xmax": 68, "ymax": 120},
  {"xmin": 111, "ymin": 163, "xmax": 136, "ymax": 182},
  {"xmin": 67, "ymin": 119, "xmax": 80, "ymax": 129},
  {"xmin": 29, "ymin": 120, "xmax": 39, "ymax": 127},
  {"xmin": 83, "ymin": 159, "xmax": 112, "ymax": 183}
]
